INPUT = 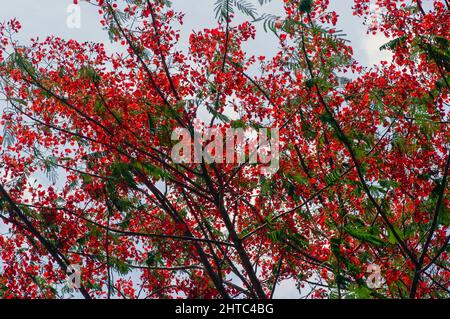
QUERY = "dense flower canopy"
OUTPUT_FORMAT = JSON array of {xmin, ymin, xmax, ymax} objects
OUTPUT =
[{"xmin": 0, "ymin": 0, "xmax": 448, "ymax": 299}]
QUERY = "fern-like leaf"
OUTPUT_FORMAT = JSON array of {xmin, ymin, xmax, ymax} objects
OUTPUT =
[
  {"xmin": 254, "ymin": 13, "xmax": 280, "ymax": 35},
  {"xmin": 215, "ymin": 0, "xmax": 260, "ymax": 21}
]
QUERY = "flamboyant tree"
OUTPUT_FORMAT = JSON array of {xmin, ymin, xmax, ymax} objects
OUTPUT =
[{"xmin": 0, "ymin": 0, "xmax": 448, "ymax": 299}]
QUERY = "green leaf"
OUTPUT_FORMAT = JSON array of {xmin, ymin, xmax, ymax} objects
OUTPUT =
[
  {"xmin": 301, "ymin": 123, "xmax": 317, "ymax": 139},
  {"xmin": 305, "ymin": 78, "xmax": 316, "ymax": 89},
  {"xmin": 438, "ymin": 205, "xmax": 450, "ymax": 226},
  {"xmin": 267, "ymin": 229, "xmax": 286, "ymax": 243},
  {"xmin": 94, "ymin": 99, "xmax": 106, "ymax": 116},
  {"xmin": 112, "ymin": 197, "xmax": 133, "ymax": 213},
  {"xmin": 110, "ymin": 257, "xmax": 131, "ymax": 275},
  {"xmin": 208, "ymin": 106, "xmax": 230, "ymax": 123},
  {"xmin": 14, "ymin": 52, "xmax": 37, "ymax": 77},
  {"xmin": 132, "ymin": 161, "xmax": 167, "ymax": 180},
  {"xmin": 234, "ymin": 0, "xmax": 257, "ymax": 19},
  {"xmin": 289, "ymin": 173, "xmax": 309, "ymax": 185},
  {"xmin": 79, "ymin": 65, "xmax": 100, "ymax": 83},
  {"xmin": 289, "ymin": 232, "xmax": 308, "ymax": 248},
  {"xmin": 145, "ymin": 252, "xmax": 157, "ymax": 266},
  {"xmin": 355, "ymin": 286, "xmax": 372, "ymax": 299},
  {"xmin": 325, "ymin": 168, "xmax": 342, "ymax": 184},
  {"xmin": 8, "ymin": 97, "xmax": 27, "ymax": 106},
  {"xmin": 299, "ymin": 0, "xmax": 313, "ymax": 13},
  {"xmin": 345, "ymin": 226, "xmax": 385, "ymax": 247},
  {"xmin": 231, "ymin": 119, "xmax": 246, "ymax": 129},
  {"xmin": 254, "ymin": 13, "xmax": 280, "ymax": 35},
  {"xmin": 379, "ymin": 36, "xmax": 407, "ymax": 51},
  {"xmin": 387, "ymin": 226, "xmax": 405, "ymax": 244},
  {"xmin": 110, "ymin": 162, "xmax": 137, "ymax": 188},
  {"xmin": 214, "ymin": 0, "xmax": 233, "ymax": 21}
]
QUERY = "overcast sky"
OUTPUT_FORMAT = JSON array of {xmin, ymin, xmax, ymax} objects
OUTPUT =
[{"xmin": 0, "ymin": 0, "xmax": 392, "ymax": 298}]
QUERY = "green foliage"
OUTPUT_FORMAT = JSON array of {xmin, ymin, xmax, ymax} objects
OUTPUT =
[
  {"xmin": 215, "ymin": 0, "xmax": 259, "ymax": 21},
  {"xmin": 288, "ymin": 172, "xmax": 309, "ymax": 185},
  {"xmin": 305, "ymin": 78, "xmax": 316, "ymax": 89},
  {"xmin": 324, "ymin": 168, "xmax": 343, "ymax": 185},
  {"xmin": 234, "ymin": 0, "xmax": 258, "ymax": 19},
  {"xmin": 421, "ymin": 35, "xmax": 450, "ymax": 72},
  {"xmin": 42, "ymin": 155, "xmax": 59, "ymax": 184},
  {"xmin": 379, "ymin": 36, "xmax": 407, "ymax": 51},
  {"xmin": 131, "ymin": 161, "xmax": 168, "ymax": 180},
  {"xmin": 110, "ymin": 162, "xmax": 137, "ymax": 188},
  {"xmin": 109, "ymin": 256, "xmax": 131, "ymax": 275},
  {"xmin": 267, "ymin": 228, "xmax": 286, "ymax": 243},
  {"xmin": 208, "ymin": 105, "xmax": 230, "ymax": 123},
  {"xmin": 301, "ymin": 122, "xmax": 318, "ymax": 139},
  {"xmin": 438, "ymin": 205, "xmax": 450, "ymax": 227},
  {"xmin": 215, "ymin": 0, "xmax": 274, "ymax": 23},
  {"xmin": 254, "ymin": 13, "xmax": 280, "ymax": 34},
  {"xmin": 13, "ymin": 52, "xmax": 37, "ymax": 77},
  {"xmin": 299, "ymin": 0, "xmax": 313, "ymax": 13},
  {"xmin": 112, "ymin": 197, "xmax": 134, "ymax": 213},
  {"xmin": 7, "ymin": 97, "xmax": 27, "ymax": 106},
  {"xmin": 230, "ymin": 119, "xmax": 246, "ymax": 129},
  {"xmin": 387, "ymin": 226, "xmax": 405, "ymax": 245},
  {"xmin": 145, "ymin": 251, "xmax": 157, "ymax": 266},
  {"xmin": 346, "ymin": 284, "xmax": 383, "ymax": 299},
  {"xmin": 94, "ymin": 99, "xmax": 107, "ymax": 116},
  {"xmin": 78, "ymin": 65, "xmax": 100, "ymax": 83}
]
